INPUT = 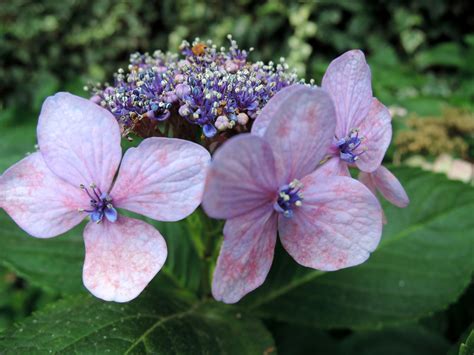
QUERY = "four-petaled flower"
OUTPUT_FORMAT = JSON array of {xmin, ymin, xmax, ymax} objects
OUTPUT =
[
  {"xmin": 0, "ymin": 93, "xmax": 210, "ymax": 302},
  {"xmin": 203, "ymin": 85, "xmax": 383, "ymax": 303},
  {"xmin": 317, "ymin": 50, "xmax": 409, "ymax": 208}
]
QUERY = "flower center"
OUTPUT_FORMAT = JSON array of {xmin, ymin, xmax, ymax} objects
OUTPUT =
[
  {"xmin": 335, "ymin": 128, "xmax": 365, "ymax": 163},
  {"xmin": 273, "ymin": 179, "xmax": 303, "ymax": 218},
  {"xmin": 79, "ymin": 183, "xmax": 118, "ymax": 223}
]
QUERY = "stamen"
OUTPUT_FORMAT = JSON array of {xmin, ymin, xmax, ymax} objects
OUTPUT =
[
  {"xmin": 336, "ymin": 128, "xmax": 365, "ymax": 163},
  {"xmin": 78, "ymin": 183, "xmax": 118, "ymax": 223},
  {"xmin": 273, "ymin": 179, "xmax": 303, "ymax": 218}
]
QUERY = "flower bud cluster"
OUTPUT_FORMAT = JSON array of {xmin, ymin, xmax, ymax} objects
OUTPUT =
[{"xmin": 89, "ymin": 35, "xmax": 300, "ymax": 139}]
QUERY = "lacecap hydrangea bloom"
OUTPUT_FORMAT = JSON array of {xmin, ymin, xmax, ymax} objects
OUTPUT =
[
  {"xmin": 89, "ymin": 36, "xmax": 300, "ymax": 145},
  {"xmin": 0, "ymin": 93, "xmax": 210, "ymax": 302},
  {"xmin": 319, "ymin": 50, "xmax": 409, "ymax": 208},
  {"xmin": 203, "ymin": 85, "xmax": 383, "ymax": 303}
]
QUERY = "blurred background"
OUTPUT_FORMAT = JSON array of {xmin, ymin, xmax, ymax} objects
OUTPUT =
[{"xmin": 0, "ymin": 0, "xmax": 473, "ymax": 349}]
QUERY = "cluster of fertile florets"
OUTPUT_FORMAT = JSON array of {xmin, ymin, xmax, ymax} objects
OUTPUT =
[{"xmin": 88, "ymin": 36, "xmax": 300, "ymax": 140}]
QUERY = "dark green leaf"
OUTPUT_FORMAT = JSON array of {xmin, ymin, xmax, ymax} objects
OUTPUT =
[
  {"xmin": 243, "ymin": 167, "xmax": 474, "ymax": 329},
  {"xmin": 340, "ymin": 325, "xmax": 450, "ymax": 355},
  {"xmin": 268, "ymin": 322, "xmax": 340, "ymax": 355},
  {"xmin": 0, "ymin": 123, "xmax": 37, "ymax": 171},
  {"xmin": 459, "ymin": 330, "xmax": 474, "ymax": 355},
  {"xmin": 0, "ymin": 290, "xmax": 274, "ymax": 354},
  {"xmin": 0, "ymin": 213, "xmax": 86, "ymax": 294}
]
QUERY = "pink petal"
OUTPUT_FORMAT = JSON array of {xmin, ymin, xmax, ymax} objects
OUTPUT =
[
  {"xmin": 279, "ymin": 173, "xmax": 382, "ymax": 271},
  {"xmin": 37, "ymin": 92, "xmax": 122, "ymax": 192},
  {"xmin": 371, "ymin": 166, "xmax": 410, "ymax": 208},
  {"xmin": 322, "ymin": 50, "xmax": 372, "ymax": 138},
  {"xmin": 212, "ymin": 208, "xmax": 277, "ymax": 303},
  {"xmin": 0, "ymin": 153, "xmax": 88, "ymax": 238},
  {"xmin": 83, "ymin": 216, "xmax": 167, "ymax": 302},
  {"xmin": 313, "ymin": 157, "xmax": 350, "ymax": 179},
  {"xmin": 263, "ymin": 86, "xmax": 337, "ymax": 184},
  {"xmin": 356, "ymin": 98, "xmax": 392, "ymax": 172},
  {"xmin": 202, "ymin": 134, "xmax": 279, "ymax": 220},
  {"xmin": 358, "ymin": 171, "xmax": 377, "ymax": 196},
  {"xmin": 251, "ymin": 84, "xmax": 302, "ymax": 137},
  {"xmin": 110, "ymin": 138, "xmax": 210, "ymax": 222}
]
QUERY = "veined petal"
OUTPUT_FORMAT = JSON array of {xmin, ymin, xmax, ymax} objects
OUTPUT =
[
  {"xmin": 37, "ymin": 92, "xmax": 122, "ymax": 192},
  {"xmin": 322, "ymin": 50, "xmax": 372, "ymax": 138},
  {"xmin": 371, "ymin": 166, "xmax": 410, "ymax": 208},
  {"xmin": 212, "ymin": 208, "xmax": 277, "ymax": 304},
  {"xmin": 313, "ymin": 157, "xmax": 350, "ymax": 178},
  {"xmin": 251, "ymin": 84, "xmax": 302, "ymax": 137},
  {"xmin": 356, "ymin": 98, "xmax": 392, "ymax": 172},
  {"xmin": 279, "ymin": 174, "xmax": 382, "ymax": 271},
  {"xmin": 202, "ymin": 134, "xmax": 279, "ymax": 220},
  {"xmin": 83, "ymin": 216, "xmax": 167, "ymax": 302},
  {"xmin": 111, "ymin": 138, "xmax": 210, "ymax": 222},
  {"xmin": 263, "ymin": 86, "xmax": 337, "ymax": 184},
  {"xmin": 0, "ymin": 153, "xmax": 88, "ymax": 238}
]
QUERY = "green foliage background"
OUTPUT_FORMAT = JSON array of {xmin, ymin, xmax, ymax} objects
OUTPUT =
[{"xmin": 0, "ymin": 0, "xmax": 473, "ymax": 354}]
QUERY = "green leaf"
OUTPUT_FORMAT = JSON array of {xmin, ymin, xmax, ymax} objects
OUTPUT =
[
  {"xmin": 415, "ymin": 42, "xmax": 465, "ymax": 70},
  {"xmin": 448, "ymin": 324, "xmax": 474, "ymax": 355},
  {"xmin": 243, "ymin": 167, "xmax": 474, "ymax": 329},
  {"xmin": 340, "ymin": 325, "xmax": 450, "ymax": 355},
  {"xmin": 0, "ymin": 290, "xmax": 274, "ymax": 354},
  {"xmin": 0, "ymin": 213, "xmax": 86, "ymax": 294},
  {"xmin": 268, "ymin": 322, "xmax": 340, "ymax": 355},
  {"xmin": 459, "ymin": 330, "xmax": 474, "ymax": 355},
  {"xmin": 148, "ymin": 218, "xmax": 203, "ymax": 293},
  {"xmin": 0, "ymin": 123, "xmax": 37, "ymax": 171}
]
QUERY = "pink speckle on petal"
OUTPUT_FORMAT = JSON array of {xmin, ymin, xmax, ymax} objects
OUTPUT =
[{"xmin": 83, "ymin": 216, "xmax": 167, "ymax": 303}]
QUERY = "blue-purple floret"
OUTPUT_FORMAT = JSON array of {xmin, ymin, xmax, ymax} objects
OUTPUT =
[
  {"xmin": 89, "ymin": 36, "xmax": 300, "ymax": 138},
  {"xmin": 336, "ymin": 129, "xmax": 364, "ymax": 163}
]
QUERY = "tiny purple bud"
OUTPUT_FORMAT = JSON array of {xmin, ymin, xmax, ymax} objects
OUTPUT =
[
  {"xmin": 225, "ymin": 60, "xmax": 239, "ymax": 73},
  {"xmin": 174, "ymin": 74, "xmax": 185, "ymax": 83},
  {"xmin": 90, "ymin": 95, "xmax": 101, "ymax": 104},
  {"xmin": 237, "ymin": 112, "xmax": 249, "ymax": 125},
  {"xmin": 178, "ymin": 104, "xmax": 191, "ymax": 117},
  {"xmin": 164, "ymin": 91, "xmax": 178, "ymax": 103},
  {"xmin": 175, "ymin": 84, "xmax": 191, "ymax": 99},
  {"xmin": 215, "ymin": 115, "xmax": 230, "ymax": 131}
]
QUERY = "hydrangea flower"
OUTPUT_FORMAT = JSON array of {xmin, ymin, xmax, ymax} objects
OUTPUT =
[
  {"xmin": 202, "ymin": 85, "xmax": 383, "ymax": 303},
  {"xmin": 0, "ymin": 93, "xmax": 210, "ymax": 302},
  {"xmin": 319, "ymin": 50, "xmax": 409, "ymax": 208},
  {"xmin": 89, "ymin": 36, "xmax": 300, "ymax": 141}
]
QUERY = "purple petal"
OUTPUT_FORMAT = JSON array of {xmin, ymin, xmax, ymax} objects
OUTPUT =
[
  {"xmin": 371, "ymin": 166, "xmax": 410, "ymax": 208},
  {"xmin": 0, "ymin": 153, "xmax": 88, "ymax": 238},
  {"xmin": 212, "ymin": 208, "xmax": 277, "ymax": 303},
  {"xmin": 202, "ymin": 134, "xmax": 279, "ymax": 220},
  {"xmin": 358, "ymin": 171, "xmax": 377, "ymax": 196},
  {"xmin": 37, "ymin": 92, "xmax": 122, "ymax": 192},
  {"xmin": 356, "ymin": 98, "xmax": 392, "ymax": 172},
  {"xmin": 104, "ymin": 206, "xmax": 118, "ymax": 223},
  {"xmin": 313, "ymin": 157, "xmax": 351, "ymax": 178},
  {"xmin": 322, "ymin": 50, "xmax": 372, "ymax": 138},
  {"xmin": 279, "ymin": 173, "xmax": 382, "ymax": 270},
  {"xmin": 251, "ymin": 84, "xmax": 302, "ymax": 137},
  {"xmin": 263, "ymin": 86, "xmax": 337, "ymax": 184},
  {"xmin": 111, "ymin": 137, "xmax": 210, "ymax": 222}
]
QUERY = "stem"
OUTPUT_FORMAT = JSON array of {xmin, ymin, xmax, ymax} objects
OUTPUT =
[{"xmin": 197, "ymin": 208, "xmax": 223, "ymax": 299}]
